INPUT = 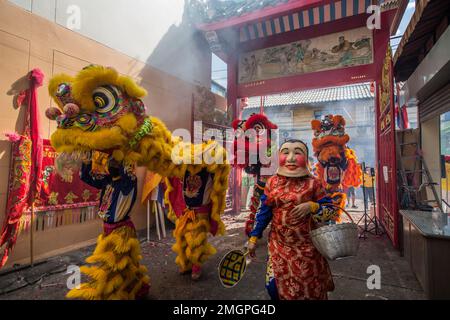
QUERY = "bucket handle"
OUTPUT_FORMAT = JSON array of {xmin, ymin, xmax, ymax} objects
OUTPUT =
[
  {"xmin": 308, "ymin": 202, "xmax": 355, "ymax": 232},
  {"xmin": 323, "ymin": 203, "xmax": 355, "ymax": 224}
]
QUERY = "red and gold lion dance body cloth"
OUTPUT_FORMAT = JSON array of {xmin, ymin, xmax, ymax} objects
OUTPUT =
[
  {"xmin": 231, "ymin": 114, "xmax": 277, "ymax": 236},
  {"xmin": 45, "ymin": 65, "xmax": 229, "ymax": 299},
  {"xmin": 311, "ymin": 114, "xmax": 362, "ymax": 196}
]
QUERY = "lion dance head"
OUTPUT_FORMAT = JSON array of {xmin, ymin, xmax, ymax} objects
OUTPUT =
[
  {"xmin": 46, "ymin": 65, "xmax": 230, "ymax": 235},
  {"xmin": 232, "ymin": 113, "xmax": 278, "ymax": 175},
  {"xmin": 311, "ymin": 114, "xmax": 362, "ymax": 192},
  {"xmin": 46, "ymin": 65, "xmax": 175, "ymax": 171}
]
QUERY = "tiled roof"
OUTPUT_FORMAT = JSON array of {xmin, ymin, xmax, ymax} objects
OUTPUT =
[{"xmin": 245, "ymin": 83, "xmax": 373, "ymax": 109}]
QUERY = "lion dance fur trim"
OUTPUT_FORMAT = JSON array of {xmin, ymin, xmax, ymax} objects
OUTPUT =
[
  {"xmin": 66, "ymin": 225, "xmax": 150, "ymax": 300},
  {"xmin": 165, "ymin": 142, "xmax": 230, "ymax": 270},
  {"xmin": 172, "ymin": 212, "xmax": 217, "ymax": 272}
]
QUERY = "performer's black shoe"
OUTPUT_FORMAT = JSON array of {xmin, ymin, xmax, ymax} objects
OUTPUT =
[{"xmin": 179, "ymin": 268, "xmax": 191, "ymax": 275}]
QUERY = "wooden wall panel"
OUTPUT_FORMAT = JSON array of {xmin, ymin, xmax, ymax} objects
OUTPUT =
[{"xmin": 0, "ymin": 30, "xmax": 30, "ymax": 231}]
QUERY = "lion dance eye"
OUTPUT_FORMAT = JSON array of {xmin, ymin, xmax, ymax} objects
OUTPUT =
[
  {"xmin": 74, "ymin": 113, "xmax": 97, "ymax": 131},
  {"xmin": 56, "ymin": 83, "xmax": 71, "ymax": 97},
  {"xmin": 92, "ymin": 85, "xmax": 121, "ymax": 115},
  {"xmin": 235, "ymin": 128, "xmax": 244, "ymax": 138},
  {"xmin": 253, "ymin": 123, "xmax": 266, "ymax": 136}
]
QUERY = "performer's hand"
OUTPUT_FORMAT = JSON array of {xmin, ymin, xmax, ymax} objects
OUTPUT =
[
  {"xmin": 247, "ymin": 242, "xmax": 256, "ymax": 257},
  {"xmin": 247, "ymin": 237, "xmax": 257, "ymax": 257},
  {"xmin": 291, "ymin": 202, "xmax": 312, "ymax": 220},
  {"xmin": 81, "ymin": 151, "xmax": 91, "ymax": 164}
]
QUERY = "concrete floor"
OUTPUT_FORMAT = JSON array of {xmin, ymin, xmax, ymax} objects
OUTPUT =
[{"xmin": 0, "ymin": 200, "xmax": 425, "ymax": 300}]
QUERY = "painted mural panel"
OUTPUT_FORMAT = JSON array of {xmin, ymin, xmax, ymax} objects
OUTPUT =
[{"xmin": 239, "ymin": 26, "xmax": 373, "ymax": 83}]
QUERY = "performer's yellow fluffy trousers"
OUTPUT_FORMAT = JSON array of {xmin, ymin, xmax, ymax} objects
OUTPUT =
[
  {"xmin": 172, "ymin": 210, "xmax": 217, "ymax": 276},
  {"xmin": 67, "ymin": 222, "xmax": 150, "ymax": 300}
]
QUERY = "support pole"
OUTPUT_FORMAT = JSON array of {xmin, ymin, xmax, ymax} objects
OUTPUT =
[
  {"xmin": 146, "ymin": 199, "xmax": 150, "ymax": 242},
  {"xmin": 30, "ymin": 202, "xmax": 34, "ymax": 267},
  {"xmin": 357, "ymin": 162, "xmax": 368, "ymax": 240},
  {"xmin": 371, "ymin": 172, "xmax": 379, "ymax": 234},
  {"xmin": 154, "ymin": 201, "xmax": 161, "ymax": 240},
  {"xmin": 158, "ymin": 202, "xmax": 166, "ymax": 238}
]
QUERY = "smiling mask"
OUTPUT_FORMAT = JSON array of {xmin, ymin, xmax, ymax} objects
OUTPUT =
[{"xmin": 276, "ymin": 140, "xmax": 310, "ymax": 178}]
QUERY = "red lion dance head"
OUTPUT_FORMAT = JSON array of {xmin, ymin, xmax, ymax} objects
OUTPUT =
[
  {"xmin": 311, "ymin": 114, "xmax": 362, "ymax": 192},
  {"xmin": 232, "ymin": 113, "xmax": 278, "ymax": 175}
]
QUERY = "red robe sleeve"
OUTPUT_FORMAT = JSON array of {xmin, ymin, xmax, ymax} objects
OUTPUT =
[{"xmin": 263, "ymin": 176, "xmax": 275, "ymax": 207}]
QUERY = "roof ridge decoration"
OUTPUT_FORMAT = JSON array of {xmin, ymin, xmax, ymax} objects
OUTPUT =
[
  {"xmin": 380, "ymin": 0, "xmax": 399, "ymax": 12},
  {"xmin": 189, "ymin": 0, "xmax": 290, "ymax": 24}
]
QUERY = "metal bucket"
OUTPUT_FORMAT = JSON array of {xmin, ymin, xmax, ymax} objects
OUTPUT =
[{"xmin": 310, "ymin": 208, "xmax": 359, "ymax": 260}]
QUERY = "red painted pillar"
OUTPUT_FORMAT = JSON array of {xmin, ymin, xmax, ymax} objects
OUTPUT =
[
  {"xmin": 227, "ymin": 53, "xmax": 241, "ymax": 215},
  {"xmin": 373, "ymin": 9, "xmax": 400, "ymax": 247}
]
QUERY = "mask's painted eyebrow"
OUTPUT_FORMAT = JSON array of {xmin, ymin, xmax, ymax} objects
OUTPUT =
[
  {"xmin": 294, "ymin": 147, "xmax": 304, "ymax": 153},
  {"xmin": 280, "ymin": 148, "xmax": 289, "ymax": 153}
]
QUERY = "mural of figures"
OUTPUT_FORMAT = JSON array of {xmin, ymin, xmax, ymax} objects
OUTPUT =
[{"xmin": 239, "ymin": 27, "xmax": 373, "ymax": 83}]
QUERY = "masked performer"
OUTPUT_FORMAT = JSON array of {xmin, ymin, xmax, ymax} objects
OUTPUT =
[
  {"xmin": 45, "ymin": 65, "xmax": 229, "ymax": 298},
  {"xmin": 65, "ymin": 154, "xmax": 149, "ymax": 300},
  {"xmin": 248, "ymin": 139, "xmax": 342, "ymax": 300}
]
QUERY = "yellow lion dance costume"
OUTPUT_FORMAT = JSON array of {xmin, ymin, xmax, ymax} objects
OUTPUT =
[
  {"xmin": 311, "ymin": 114, "xmax": 362, "ymax": 208},
  {"xmin": 46, "ymin": 65, "xmax": 229, "ymax": 299},
  {"xmin": 164, "ymin": 142, "xmax": 229, "ymax": 279}
]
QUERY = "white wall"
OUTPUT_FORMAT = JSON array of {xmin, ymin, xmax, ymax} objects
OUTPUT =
[
  {"xmin": 8, "ymin": 0, "xmax": 211, "ymax": 87},
  {"xmin": 421, "ymin": 116, "xmax": 442, "ymax": 200}
]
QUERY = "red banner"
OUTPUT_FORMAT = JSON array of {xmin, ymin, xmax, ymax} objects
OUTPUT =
[
  {"xmin": 1, "ymin": 69, "xmax": 99, "ymax": 269},
  {"xmin": 32, "ymin": 140, "xmax": 100, "ymax": 212}
]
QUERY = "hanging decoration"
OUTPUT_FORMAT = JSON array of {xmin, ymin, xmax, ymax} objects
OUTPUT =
[
  {"xmin": 32, "ymin": 140, "xmax": 100, "ymax": 211},
  {"xmin": 0, "ymin": 69, "xmax": 44, "ymax": 269}
]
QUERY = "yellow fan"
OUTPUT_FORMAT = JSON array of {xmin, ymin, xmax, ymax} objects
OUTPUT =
[{"xmin": 218, "ymin": 249, "xmax": 249, "ymax": 288}]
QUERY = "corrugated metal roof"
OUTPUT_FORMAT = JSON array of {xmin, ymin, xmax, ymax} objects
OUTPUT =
[
  {"xmin": 393, "ymin": 0, "xmax": 450, "ymax": 81},
  {"xmin": 245, "ymin": 83, "xmax": 373, "ymax": 109}
]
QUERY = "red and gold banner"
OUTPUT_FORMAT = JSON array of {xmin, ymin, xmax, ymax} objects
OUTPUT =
[
  {"xmin": 1, "ymin": 69, "xmax": 100, "ymax": 269},
  {"xmin": 32, "ymin": 140, "xmax": 100, "ymax": 212}
]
